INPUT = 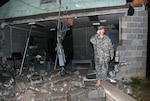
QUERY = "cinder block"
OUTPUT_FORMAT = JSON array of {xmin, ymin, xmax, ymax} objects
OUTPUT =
[
  {"xmin": 142, "ymin": 40, "xmax": 147, "ymax": 44},
  {"xmin": 130, "ymin": 51, "xmax": 142, "ymax": 57},
  {"xmin": 121, "ymin": 28, "xmax": 131, "ymax": 33},
  {"xmin": 142, "ymin": 62, "xmax": 146, "ymax": 67},
  {"xmin": 136, "ymin": 56, "xmax": 146, "ymax": 62},
  {"xmin": 21, "ymin": 90, "xmax": 34, "ymax": 101},
  {"xmin": 121, "ymin": 16, "xmax": 132, "ymax": 22},
  {"xmin": 137, "ymin": 34, "xmax": 147, "ymax": 39},
  {"xmin": 138, "ymin": 11, "xmax": 147, "ymax": 16},
  {"xmin": 127, "ymin": 22, "xmax": 138, "ymax": 28},
  {"xmin": 126, "ymin": 45, "xmax": 137, "ymax": 50},
  {"xmin": 138, "ymin": 22, "xmax": 147, "ymax": 28},
  {"xmin": 127, "ymin": 34, "xmax": 136, "ymax": 39},
  {"xmin": 130, "ymin": 28, "xmax": 142, "ymax": 33},
  {"xmin": 11, "ymin": 82, "xmax": 26, "ymax": 94},
  {"xmin": 34, "ymin": 93, "xmax": 49, "ymax": 101},
  {"xmin": 71, "ymin": 81, "xmax": 83, "ymax": 87},
  {"xmin": 116, "ymin": 71, "xmax": 128, "ymax": 79},
  {"xmin": 68, "ymin": 88, "xmax": 87, "ymax": 101},
  {"xmin": 132, "ymin": 16, "xmax": 143, "ymax": 22},
  {"xmin": 88, "ymin": 87, "xmax": 105, "ymax": 99},
  {"xmin": 127, "ymin": 68, "xmax": 137, "ymax": 75},
  {"xmin": 116, "ymin": 46, "xmax": 126, "ymax": 51},
  {"xmin": 130, "ymin": 62, "xmax": 142, "ymax": 68},
  {"xmin": 50, "ymin": 92, "xmax": 66, "ymax": 100},
  {"xmin": 122, "ymin": 40, "xmax": 132, "ymax": 45},
  {"xmin": 122, "ymin": 33, "xmax": 128, "ymax": 40},
  {"xmin": 121, "ymin": 22, "xmax": 127, "ymax": 28}
]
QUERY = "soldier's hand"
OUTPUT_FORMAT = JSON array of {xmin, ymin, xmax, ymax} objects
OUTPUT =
[{"xmin": 110, "ymin": 56, "xmax": 113, "ymax": 60}]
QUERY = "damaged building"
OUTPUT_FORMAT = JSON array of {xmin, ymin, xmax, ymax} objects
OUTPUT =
[{"xmin": 0, "ymin": 0, "xmax": 149, "ymax": 101}]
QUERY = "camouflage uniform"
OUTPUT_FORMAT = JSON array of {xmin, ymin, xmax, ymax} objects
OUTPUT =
[{"xmin": 90, "ymin": 34, "xmax": 114, "ymax": 81}]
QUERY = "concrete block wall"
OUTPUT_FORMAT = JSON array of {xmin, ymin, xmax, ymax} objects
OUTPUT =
[{"xmin": 116, "ymin": 10, "xmax": 148, "ymax": 78}]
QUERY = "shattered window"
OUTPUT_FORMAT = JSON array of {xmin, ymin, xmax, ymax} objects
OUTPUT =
[{"xmin": 40, "ymin": 0, "xmax": 56, "ymax": 4}]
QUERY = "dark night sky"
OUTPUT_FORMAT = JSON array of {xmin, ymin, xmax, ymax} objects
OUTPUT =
[{"xmin": 0, "ymin": 0, "xmax": 9, "ymax": 7}]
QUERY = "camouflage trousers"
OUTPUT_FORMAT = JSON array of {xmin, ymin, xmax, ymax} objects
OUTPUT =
[{"xmin": 95, "ymin": 61, "xmax": 109, "ymax": 81}]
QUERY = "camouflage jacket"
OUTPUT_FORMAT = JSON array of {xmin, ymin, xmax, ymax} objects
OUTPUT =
[{"xmin": 90, "ymin": 34, "xmax": 114, "ymax": 62}]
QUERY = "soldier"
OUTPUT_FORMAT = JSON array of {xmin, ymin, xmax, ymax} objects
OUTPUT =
[{"xmin": 90, "ymin": 26, "xmax": 114, "ymax": 88}]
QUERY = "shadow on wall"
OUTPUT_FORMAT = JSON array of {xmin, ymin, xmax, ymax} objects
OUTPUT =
[{"xmin": 105, "ymin": 29, "xmax": 119, "ymax": 49}]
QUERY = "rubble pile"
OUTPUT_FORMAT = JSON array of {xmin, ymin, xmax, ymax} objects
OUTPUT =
[
  {"xmin": 0, "ymin": 67, "xmax": 136, "ymax": 101},
  {"xmin": 0, "ymin": 70, "xmax": 105, "ymax": 101}
]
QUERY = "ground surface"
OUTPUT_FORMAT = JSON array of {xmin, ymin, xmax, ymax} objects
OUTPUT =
[{"xmin": 129, "ymin": 78, "xmax": 150, "ymax": 101}]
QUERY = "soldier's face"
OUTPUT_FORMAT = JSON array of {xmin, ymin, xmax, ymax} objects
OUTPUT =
[{"xmin": 97, "ymin": 29, "xmax": 105, "ymax": 36}]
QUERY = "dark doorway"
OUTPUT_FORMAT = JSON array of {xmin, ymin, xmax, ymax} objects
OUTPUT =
[{"xmin": 146, "ymin": 8, "xmax": 150, "ymax": 78}]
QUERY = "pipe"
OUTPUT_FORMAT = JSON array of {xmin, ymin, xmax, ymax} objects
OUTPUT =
[
  {"xmin": 10, "ymin": 27, "xmax": 12, "ymax": 53},
  {"xmin": 19, "ymin": 26, "xmax": 33, "ymax": 75},
  {"xmin": 8, "ymin": 25, "xmax": 47, "ymax": 34}
]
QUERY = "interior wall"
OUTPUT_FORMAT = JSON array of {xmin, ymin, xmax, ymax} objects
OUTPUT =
[
  {"xmin": 11, "ymin": 28, "xmax": 28, "ymax": 53},
  {"xmin": 105, "ymin": 29, "xmax": 119, "ymax": 49},
  {"xmin": 0, "ymin": 27, "xmax": 11, "ymax": 57},
  {"xmin": 62, "ymin": 28, "xmax": 73, "ymax": 64},
  {"xmin": 73, "ymin": 27, "xmax": 119, "ymax": 60},
  {"xmin": 73, "ymin": 27, "xmax": 95, "ymax": 60},
  {"xmin": 0, "ymin": 26, "xmax": 51, "ymax": 67}
]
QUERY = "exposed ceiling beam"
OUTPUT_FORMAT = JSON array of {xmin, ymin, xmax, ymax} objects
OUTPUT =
[
  {"xmin": 6, "ymin": 9, "xmax": 127, "ymax": 26},
  {"xmin": 1, "ymin": 4, "xmax": 145, "ymax": 28}
]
